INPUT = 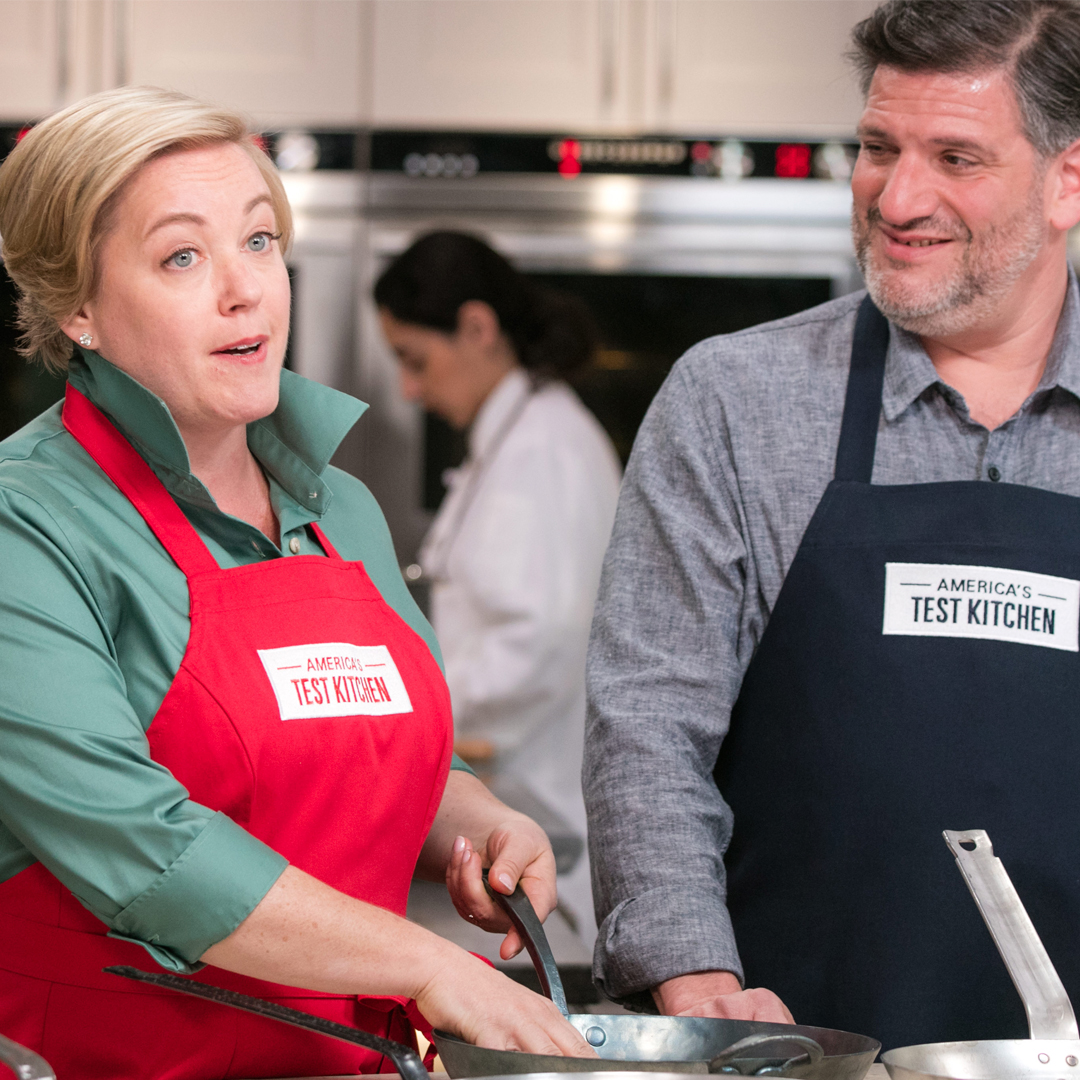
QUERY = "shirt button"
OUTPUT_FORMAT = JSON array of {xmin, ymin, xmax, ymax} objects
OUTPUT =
[
  {"xmin": 988, "ymin": 466, "xmax": 1002, "ymax": 482},
  {"xmin": 289, "ymin": 537, "xmax": 301, "ymax": 554}
]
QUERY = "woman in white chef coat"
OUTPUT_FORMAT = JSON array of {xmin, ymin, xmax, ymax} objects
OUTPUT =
[{"xmin": 376, "ymin": 232, "xmax": 622, "ymax": 943}]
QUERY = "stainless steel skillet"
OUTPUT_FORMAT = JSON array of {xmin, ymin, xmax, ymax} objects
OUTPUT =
[
  {"xmin": 105, "ymin": 966, "xmax": 697, "ymax": 1080},
  {"xmin": 883, "ymin": 829, "xmax": 1080, "ymax": 1080},
  {"xmin": 433, "ymin": 878, "xmax": 880, "ymax": 1078}
]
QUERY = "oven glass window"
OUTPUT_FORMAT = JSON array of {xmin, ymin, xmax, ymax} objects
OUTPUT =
[{"xmin": 423, "ymin": 273, "xmax": 833, "ymax": 509}]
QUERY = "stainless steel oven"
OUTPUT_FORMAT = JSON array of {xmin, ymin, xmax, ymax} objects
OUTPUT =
[{"xmin": 352, "ymin": 132, "xmax": 861, "ymax": 563}]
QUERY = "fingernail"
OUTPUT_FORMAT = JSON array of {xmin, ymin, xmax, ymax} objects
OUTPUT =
[
  {"xmin": 498, "ymin": 872, "xmax": 514, "ymax": 892},
  {"xmin": 462, "ymin": 847, "xmax": 471, "ymax": 864},
  {"xmin": 452, "ymin": 835, "xmax": 466, "ymax": 855}
]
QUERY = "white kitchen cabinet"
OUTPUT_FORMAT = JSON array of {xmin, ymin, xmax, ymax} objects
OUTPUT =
[
  {"xmin": 371, "ymin": 0, "xmax": 616, "ymax": 131},
  {"xmin": 370, "ymin": 0, "xmax": 873, "ymax": 136},
  {"xmin": 0, "ymin": 0, "xmax": 63, "ymax": 121},
  {"xmin": 650, "ymin": 0, "xmax": 878, "ymax": 136},
  {"xmin": 126, "ymin": 0, "xmax": 368, "ymax": 128}
]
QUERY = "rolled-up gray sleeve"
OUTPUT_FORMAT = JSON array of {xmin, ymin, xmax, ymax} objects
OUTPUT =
[{"xmin": 584, "ymin": 351, "xmax": 765, "ymax": 1010}]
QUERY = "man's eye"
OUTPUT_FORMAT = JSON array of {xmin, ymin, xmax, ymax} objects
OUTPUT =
[
  {"xmin": 247, "ymin": 232, "xmax": 274, "ymax": 252},
  {"xmin": 167, "ymin": 249, "xmax": 196, "ymax": 269}
]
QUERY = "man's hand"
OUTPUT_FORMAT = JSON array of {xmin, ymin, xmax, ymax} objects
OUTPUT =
[{"xmin": 653, "ymin": 971, "xmax": 794, "ymax": 1023}]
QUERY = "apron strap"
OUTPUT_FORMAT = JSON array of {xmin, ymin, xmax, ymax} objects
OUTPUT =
[
  {"xmin": 62, "ymin": 384, "xmax": 220, "ymax": 578},
  {"xmin": 834, "ymin": 295, "xmax": 890, "ymax": 483},
  {"xmin": 308, "ymin": 521, "xmax": 342, "ymax": 560}
]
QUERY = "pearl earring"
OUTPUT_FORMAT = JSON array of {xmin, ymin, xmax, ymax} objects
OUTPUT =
[{"xmin": 78, "ymin": 333, "xmax": 92, "ymax": 348}]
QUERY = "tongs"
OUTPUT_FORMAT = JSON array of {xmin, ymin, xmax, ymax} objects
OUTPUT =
[{"xmin": 105, "ymin": 965, "xmax": 429, "ymax": 1080}]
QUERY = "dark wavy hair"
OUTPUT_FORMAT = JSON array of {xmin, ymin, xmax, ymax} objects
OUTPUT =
[
  {"xmin": 373, "ymin": 231, "xmax": 596, "ymax": 380},
  {"xmin": 850, "ymin": 0, "xmax": 1080, "ymax": 156}
]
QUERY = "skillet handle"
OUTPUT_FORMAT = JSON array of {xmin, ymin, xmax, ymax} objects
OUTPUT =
[
  {"xmin": 943, "ymin": 829, "xmax": 1080, "ymax": 1040},
  {"xmin": 709, "ymin": 1033, "xmax": 824, "ymax": 1076},
  {"xmin": 481, "ymin": 869, "xmax": 570, "ymax": 1018},
  {"xmin": 104, "ymin": 966, "xmax": 429, "ymax": 1080},
  {"xmin": 0, "ymin": 1033, "xmax": 56, "ymax": 1080}
]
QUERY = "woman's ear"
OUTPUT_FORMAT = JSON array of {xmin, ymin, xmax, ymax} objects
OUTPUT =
[
  {"xmin": 455, "ymin": 300, "xmax": 501, "ymax": 349},
  {"xmin": 60, "ymin": 307, "xmax": 95, "ymax": 345}
]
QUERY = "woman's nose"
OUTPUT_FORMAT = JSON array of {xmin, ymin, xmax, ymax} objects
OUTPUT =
[
  {"xmin": 399, "ymin": 369, "xmax": 423, "ymax": 402},
  {"xmin": 217, "ymin": 252, "xmax": 263, "ymax": 312}
]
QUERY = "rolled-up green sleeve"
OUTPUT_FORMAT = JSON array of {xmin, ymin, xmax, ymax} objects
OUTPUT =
[
  {"xmin": 108, "ymin": 813, "xmax": 287, "ymax": 972},
  {"xmin": 0, "ymin": 480, "xmax": 288, "ymax": 971}
]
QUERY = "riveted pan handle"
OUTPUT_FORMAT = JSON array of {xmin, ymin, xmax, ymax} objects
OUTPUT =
[
  {"xmin": 481, "ymin": 869, "xmax": 570, "ymax": 1018},
  {"xmin": 0, "ymin": 1033, "xmax": 55, "ymax": 1080},
  {"xmin": 709, "ymin": 1033, "xmax": 824, "ymax": 1075},
  {"xmin": 944, "ymin": 829, "xmax": 1079, "ymax": 1040},
  {"xmin": 105, "ymin": 966, "xmax": 429, "ymax": 1080}
]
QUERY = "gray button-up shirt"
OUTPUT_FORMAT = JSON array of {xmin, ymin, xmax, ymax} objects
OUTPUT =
[{"xmin": 584, "ymin": 275, "xmax": 1080, "ymax": 1010}]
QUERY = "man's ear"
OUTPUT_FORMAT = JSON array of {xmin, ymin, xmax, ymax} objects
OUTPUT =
[
  {"xmin": 1047, "ymin": 138, "xmax": 1080, "ymax": 232},
  {"xmin": 455, "ymin": 300, "xmax": 501, "ymax": 349}
]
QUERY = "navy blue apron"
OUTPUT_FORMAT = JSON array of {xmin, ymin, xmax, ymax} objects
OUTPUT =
[{"xmin": 716, "ymin": 296, "xmax": 1080, "ymax": 1051}]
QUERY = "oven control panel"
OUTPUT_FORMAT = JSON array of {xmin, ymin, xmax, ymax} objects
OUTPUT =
[{"xmin": 371, "ymin": 130, "xmax": 859, "ymax": 181}]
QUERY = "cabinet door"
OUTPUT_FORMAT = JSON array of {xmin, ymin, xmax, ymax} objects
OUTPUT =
[
  {"xmin": 0, "ymin": 0, "xmax": 61, "ymax": 121},
  {"xmin": 371, "ymin": 0, "xmax": 613, "ymax": 130},
  {"xmin": 658, "ymin": 0, "xmax": 877, "ymax": 136},
  {"xmin": 127, "ymin": 0, "xmax": 367, "ymax": 127}
]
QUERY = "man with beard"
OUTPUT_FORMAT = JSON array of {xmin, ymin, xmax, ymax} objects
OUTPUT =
[{"xmin": 584, "ymin": 0, "xmax": 1080, "ymax": 1052}]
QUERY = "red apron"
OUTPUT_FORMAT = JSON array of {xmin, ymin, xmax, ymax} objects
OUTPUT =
[{"xmin": 0, "ymin": 385, "xmax": 454, "ymax": 1078}]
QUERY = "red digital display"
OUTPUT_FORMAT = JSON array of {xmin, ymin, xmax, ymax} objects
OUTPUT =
[
  {"xmin": 557, "ymin": 139, "xmax": 582, "ymax": 178},
  {"xmin": 775, "ymin": 143, "xmax": 811, "ymax": 178}
]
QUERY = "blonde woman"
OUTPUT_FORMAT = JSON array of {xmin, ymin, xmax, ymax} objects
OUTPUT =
[{"xmin": 0, "ymin": 87, "xmax": 591, "ymax": 1078}]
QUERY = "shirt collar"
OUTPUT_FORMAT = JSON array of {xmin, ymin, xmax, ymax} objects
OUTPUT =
[
  {"xmin": 66, "ymin": 348, "xmax": 366, "ymax": 516},
  {"xmin": 467, "ymin": 367, "xmax": 531, "ymax": 460},
  {"xmin": 881, "ymin": 266, "xmax": 1080, "ymax": 423}
]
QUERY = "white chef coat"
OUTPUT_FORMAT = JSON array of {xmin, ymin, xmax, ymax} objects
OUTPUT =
[{"xmin": 420, "ymin": 367, "xmax": 622, "ymax": 942}]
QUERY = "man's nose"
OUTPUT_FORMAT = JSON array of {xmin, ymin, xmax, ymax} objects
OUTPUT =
[{"xmin": 875, "ymin": 151, "xmax": 941, "ymax": 227}]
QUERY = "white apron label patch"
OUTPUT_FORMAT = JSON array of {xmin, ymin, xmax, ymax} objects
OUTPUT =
[
  {"xmin": 883, "ymin": 563, "xmax": 1079, "ymax": 652},
  {"xmin": 257, "ymin": 643, "xmax": 414, "ymax": 720}
]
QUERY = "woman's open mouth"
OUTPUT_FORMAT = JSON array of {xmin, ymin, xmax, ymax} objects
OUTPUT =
[{"xmin": 213, "ymin": 337, "xmax": 268, "ymax": 362}]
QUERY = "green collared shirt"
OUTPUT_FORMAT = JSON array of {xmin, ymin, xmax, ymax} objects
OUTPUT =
[{"xmin": 0, "ymin": 349, "xmax": 452, "ymax": 972}]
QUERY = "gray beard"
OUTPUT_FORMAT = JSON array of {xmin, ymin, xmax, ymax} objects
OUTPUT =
[{"xmin": 852, "ymin": 196, "xmax": 1046, "ymax": 338}]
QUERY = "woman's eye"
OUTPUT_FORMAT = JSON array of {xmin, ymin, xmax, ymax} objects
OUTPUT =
[
  {"xmin": 167, "ymin": 249, "xmax": 196, "ymax": 269},
  {"xmin": 247, "ymin": 232, "xmax": 273, "ymax": 252}
]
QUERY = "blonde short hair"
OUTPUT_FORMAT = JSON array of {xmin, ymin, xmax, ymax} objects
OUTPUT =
[{"xmin": 0, "ymin": 86, "xmax": 293, "ymax": 373}]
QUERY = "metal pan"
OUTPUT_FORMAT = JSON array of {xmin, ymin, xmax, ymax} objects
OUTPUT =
[
  {"xmin": 0, "ymin": 1032, "xmax": 55, "ymax": 1079},
  {"xmin": 105, "ymin": 966, "xmax": 703, "ymax": 1080},
  {"xmin": 883, "ymin": 829, "xmax": 1080, "ymax": 1080},
  {"xmin": 433, "ymin": 878, "xmax": 879, "ymax": 1078}
]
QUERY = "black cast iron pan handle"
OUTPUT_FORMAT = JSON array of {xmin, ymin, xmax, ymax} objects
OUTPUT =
[
  {"xmin": 481, "ymin": 868, "xmax": 570, "ymax": 1018},
  {"xmin": 104, "ymin": 965, "xmax": 429, "ymax": 1080}
]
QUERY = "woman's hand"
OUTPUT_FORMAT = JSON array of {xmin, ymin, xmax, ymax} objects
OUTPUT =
[
  {"xmin": 415, "ymin": 946, "xmax": 595, "ymax": 1056},
  {"xmin": 202, "ymin": 865, "xmax": 595, "ymax": 1056},
  {"xmin": 445, "ymin": 817, "xmax": 557, "ymax": 959},
  {"xmin": 417, "ymin": 770, "xmax": 559, "ymax": 960}
]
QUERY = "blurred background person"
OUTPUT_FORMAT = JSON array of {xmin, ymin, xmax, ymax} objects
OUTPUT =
[{"xmin": 376, "ymin": 232, "xmax": 621, "ymax": 943}]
